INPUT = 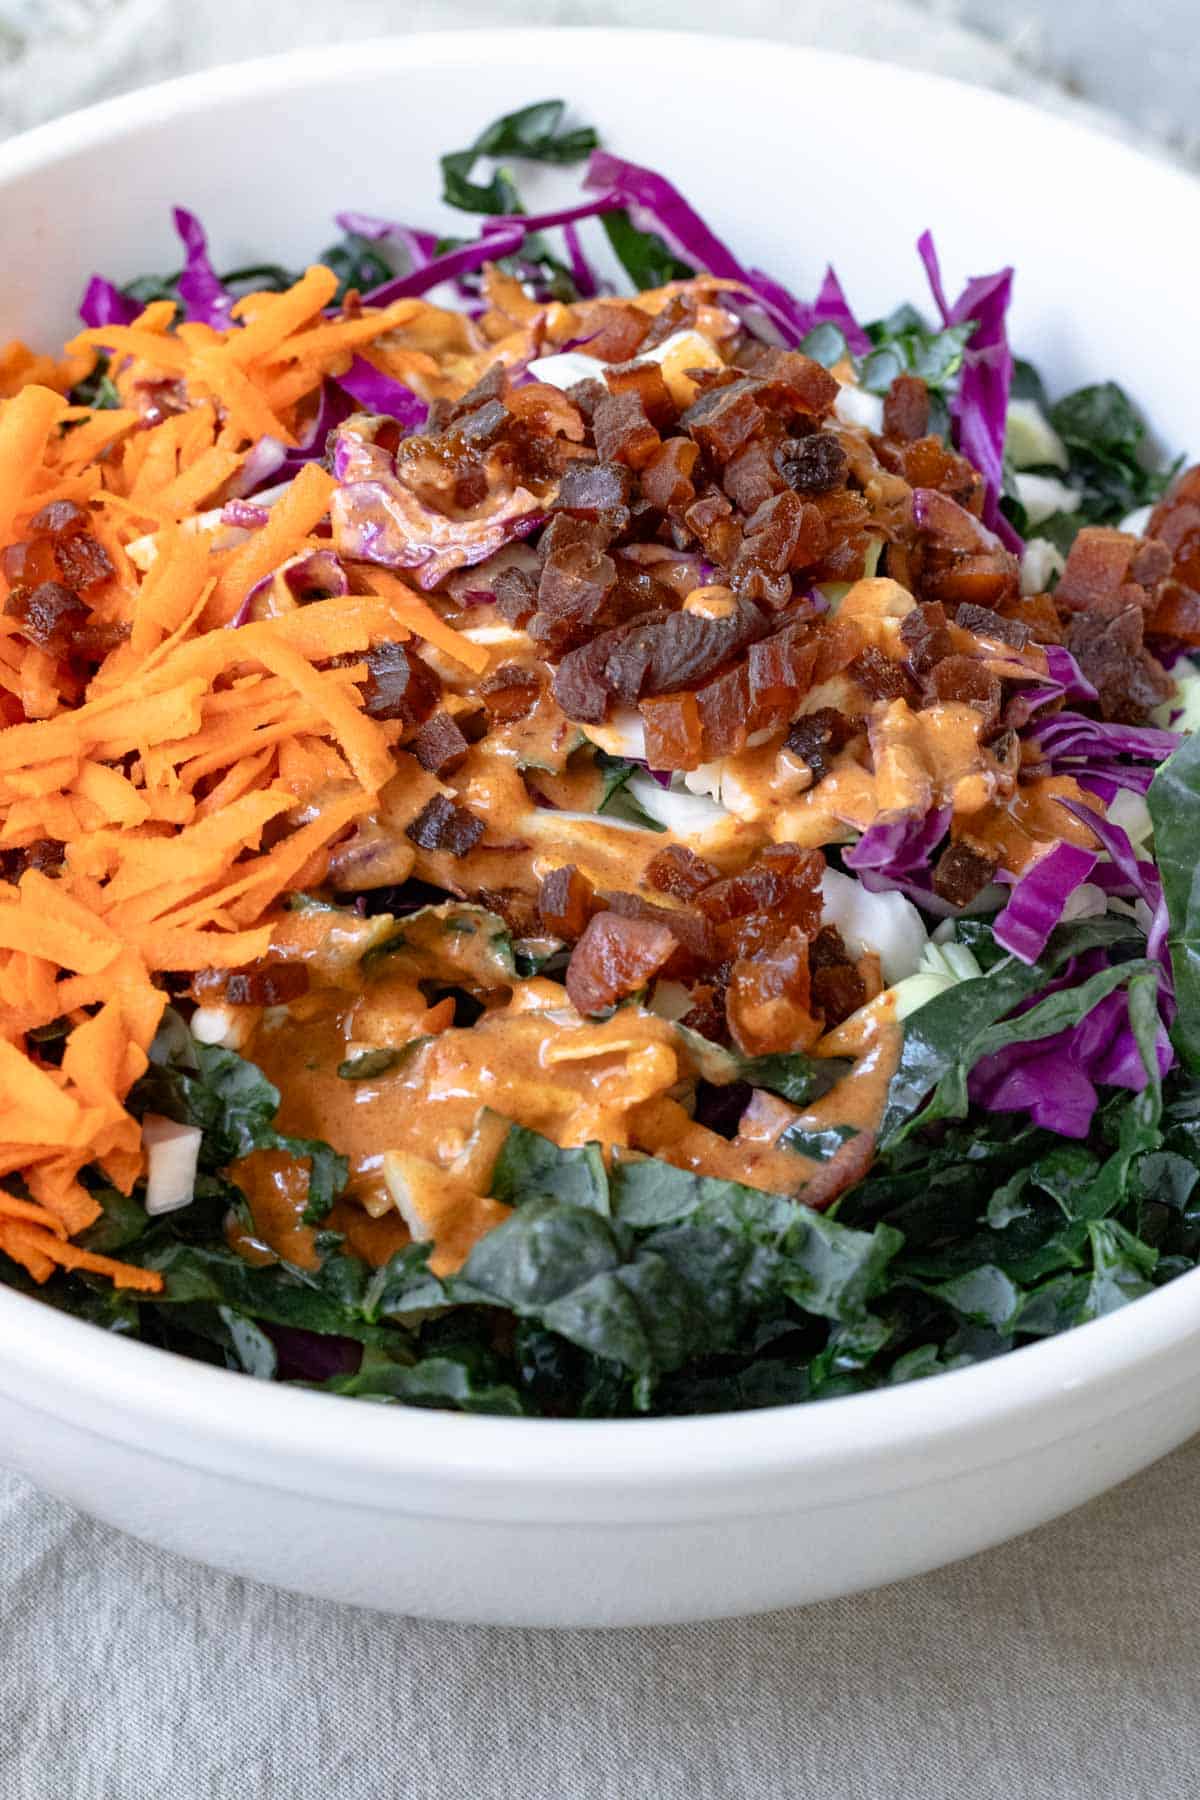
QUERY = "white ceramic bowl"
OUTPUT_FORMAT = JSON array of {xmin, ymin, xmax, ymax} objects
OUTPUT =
[{"xmin": 2, "ymin": 30, "xmax": 1199, "ymax": 1628}]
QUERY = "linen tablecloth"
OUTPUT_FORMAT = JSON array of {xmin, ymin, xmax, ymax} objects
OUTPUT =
[{"xmin": 3, "ymin": 6, "xmax": 1198, "ymax": 1797}]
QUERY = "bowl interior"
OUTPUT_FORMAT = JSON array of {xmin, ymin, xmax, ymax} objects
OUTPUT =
[
  {"xmin": 4, "ymin": 30, "xmax": 1196, "ymax": 461},
  {"xmin": 1, "ymin": 30, "xmax": 1199, "ymax": 1480}
]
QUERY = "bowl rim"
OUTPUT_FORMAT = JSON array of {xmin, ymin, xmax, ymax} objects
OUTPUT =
[{"xmin": 2, "ymin": 27, "xmax": 1199, "ymax": 1498}]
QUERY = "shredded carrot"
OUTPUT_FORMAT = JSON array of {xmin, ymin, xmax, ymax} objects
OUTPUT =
[
  {"xmin": 0, "ymin": 259, "xmax": 553, "ymax": 1293},
  {"xmin": 359, "ymin": 567, "xmax": 490, "ymax": 672},
  {"xmin": 0, "ymin": 1220, "xmax": 163, "ymax": 1291},
  {"xmin": 0, "ymin": 386, "xmax": 67, "ymax": 544},
  {"xmin": 203, "ymin": 462, "xmax": 337, "ymax": 625}
]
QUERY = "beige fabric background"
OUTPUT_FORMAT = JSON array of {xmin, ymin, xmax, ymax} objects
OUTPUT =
[{"xmin": 2, "ymin": 7, "xmax": 1199, "ymax": 1797}]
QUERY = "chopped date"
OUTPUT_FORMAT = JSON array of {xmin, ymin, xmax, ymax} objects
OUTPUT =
[
  {"xmin": 644, "ymin": 843, "xmax": 721, "ymax": 900},
  {"xmin": 850, "ymin": 645, "xmax": 918, "ymax": 704},
  {"xmin": 922, "ymin": 654, "xmax": 1002, "ymax": 729},
  {"xmin": 1149, "ymin": 579, "xmax": 1200, "ymax": 646},
  {"xmin": 774, "ymin": 432, "xmax": 847, "ymax": 495},
  {"xmin": 640, "ymin": 689, "xmax": 704, "ymax": 769},
  {"xmin": 605, "ymin": 889, "xmax": 716, "ymax": 967},
  {"xmin": 640, "ymin": 292, "xmax": 698, "ymax": 350},
  {"xmin": 592, "ymin": 390, "xmax": 661, "ymax": 470},
  {"xmin": 552, "ymin": 601, "xmax": 768, "ymax": 725},
  {"xmin": 1149, "ymin": 469, "xmax": 1200, "ymax": 588},
  {"xmin": 603, "ymin": 359, "xmax": 675, "ymax": 430},
  {"xmin": 537, "ymin": 512, "xmax": 613, "ymax": 561},
  {"xmin": 27, "ymin": 499, "xmax": 89, "ymax": 540},
  {"xmin": 954, "ymin": 602, "xmax": 1030, "ymax": 649},
  {"xmin": 641, "ymin": 436, "xmax": 700, "ymax": 511},
  {"xmin": 566, "ymin": 376, "xmax": 607, "ymax": 421},
  {"xmin": 538, "ymin": 538, "xmax": 620, "ymax": 607},
  {"xmin": 0, "ymin": 539, "xmax": 56, "ymax": 590},
  {"xmin": 722, "ymin": 441, "xmax": 783, "ymax": 514},
  {"xmin": 897, "ymin": 438, "xmax": 984, "ymax": 512},
  {"xmin": 580, "ymin": 303, "xmax": 651, "ymax": 364},
  {"xmin": 683, "ymin": 489, "xmax": 743, "ymax": 566},
  {"xmin": 680, "ymin": 980, "xmax": 730, "ymax": 1046},
  {"xmin": 552, "ymin": 458, "xmax": 634, "ymax": 525},
  {"xmin": 552, "ymin": 629, "xmax": 630, "ymax": 724},
  {"xmin": 448, "ymin": 362, "xmax": 508, "ymax": 418},
  {"xmin": 808, "ymin": 925, "xmax": 867, "ymax": 1028},
  {"xmin": 51, "ymin": 531, "xmax": 115, "ymax": 593},
  {"xmin": 410, "ymin": 710, "xmax": 471, "ymax": 775},
  {"xmin": 697, "ymin": 844, "xmax": 825, "ymax": 960},
  {"xmin": 1055, "ymin": 526, "xmax": 1167, "ymax": 612},
  {"xmin": 682, "ymin": 379, "xmax": 766, "ymax": 462},
  {"xmin": 405, "ymin": 794, "xmax": 486, "ymax": 856},
  {"xmin": 1066, "ymin": 606, "xmax": 1171, "ymax": 724},
  {"xmin": 475, "ymin": 886, "xmax": 539, "ymax": 938},
  {"xmin": 784, "ymin": 707, "xmax": 854, "ymax": 782},
  {"xmin": 996, "ymin": 591, "xmax": 1063, "ymax": 644},
  {"xmin": 739, "ymin": 490, "xmax": 827, "ymax": 575},
  {"xmin": 933, "ymin": 840, "xmax": 999, "ymax": 907},
  {"xmin": 753, "ymin": 350, "xmax": 840, "ymax": 419},
  {"xmin": 4, "ymin": 580, "xmax": 86, "ymax": 650},
  {"xmin": 603, "ymin": 600, "xmax": 769, "ymax": 702},
  {"xmin": 453, "ymin": 399, "xmax": 511, "ymax": 450},
  {"xmin": 538, "ymin": 864, "xmax": 595, "ymax": 940},
  {"xmin": 694, "ymin": 662, "xmax": 751, "ymax": 757},
  {"xmin": 0, "ymin": 838, "xmax": 64, "ymax": 883},
  {"xmin": 359, "ymin": 642, "xmax": 441, "ymax": 724},
  {"xmin": 480, "ymin": 662, "xmax": 542, "ymax": 724},
  {"xmin": 747, "ymin": 621, "xmax": 818, "ymax": 716},
  {"xmin": 492, "ymin": 566, "xmax": 538, "ymax": 626},
  {"xmin": 224, "ymin": 962, "xmax": 311, "ymax": 1007},
  {"xmin": 882, "ymin": 374, "xmax": 930, "ymax": 442},
  {"xmin": 899, "ymin": 600, "xmax": 954, "ymax": 673},
  {"xmin": 565, "ymin": 911, "xmax": 678, "ymax": 1016},
  {"xmin": 725, "ymin": 928, "xmax": 821, "ymax": 1056}
]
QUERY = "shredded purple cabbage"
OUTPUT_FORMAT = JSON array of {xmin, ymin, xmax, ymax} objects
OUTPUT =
[
  {"xmin": 969, "ymin": 987, "xmax": 1173, "ymax": 1139},
  {"xmin": 78, "ymin": 275, "xmax": 140, "ymax": 331},
  {"xmin": 993, "ymin": 841, "xmax": 1098, "ymax": 963},
  {"xmin": 172, "ymin": 207, "xmax": 235, "ymax": 330},
  {"xmin": 362, "ymin": 224, "xmax": 526, "ymax": 307},
  {"xmin": 267, "ymin": 1326, "xmax": 362, "ymax": 1383},
  {"xmin": 220, "ymin": 498, "xmax": 270, "ymax": 531},
  {"xmin": 335, "ymin": 210, "xmax": 439, "ymax": 270},
  {"xmin": 583, "ymin": 150, "xmax": 835, "ymax": 348},
  {"xmin": 844, "ymin": 807, "xmax": 957, "ymax": 915},
  {"xmin": 562, "ymin": 220, "xmax": 598, "ymax": 299},
  {"xmin": 808, "ymin": 267, "xmax": 871, "ymax": 357},
  {"xmin": 917, "ymin": 231, "xmax": 1019, "ymax": 552},
  {"xmin": 335, "ymin": 355, "xmax": 428, "ymax": 432}
]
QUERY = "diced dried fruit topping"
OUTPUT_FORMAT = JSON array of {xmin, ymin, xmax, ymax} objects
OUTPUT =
[
  {"xmin": 405, "ymin": 794, "xmax": 486, "ymax": 856},
  {"xmin": 565, "ymin": 911, "xmax": 678, "ymax": 1016}
]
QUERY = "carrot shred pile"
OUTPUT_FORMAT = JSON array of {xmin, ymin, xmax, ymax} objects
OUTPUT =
[{"xmin": 0, "ymin": 264, "xmax": 495, "ymax": 1293}]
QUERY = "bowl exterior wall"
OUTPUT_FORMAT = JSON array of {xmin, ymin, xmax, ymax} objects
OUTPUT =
[
  {"xmin": 2, "ymin": 31, "xmax": 1200, "ymax": 1623},
  {"xmin": 3, "ymin": 1372, "xmax": 1199, "ymax": 1625}
]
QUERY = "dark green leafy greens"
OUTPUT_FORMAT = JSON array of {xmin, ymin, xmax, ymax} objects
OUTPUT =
[
  {"xmin": 1002, "ymin": 361, "xmax": 1174, "ymax": 551},
  {"xmin": 130, "ymin": 1009, "xmax": 347, "ymax": 1225},
  {"xmin": 440, "ymin": 100, "xmax": 600, "ymax": 214},
  {"xmin": 1149, "ymin": 731, "xmax": 1200, "ymax": 1073}
]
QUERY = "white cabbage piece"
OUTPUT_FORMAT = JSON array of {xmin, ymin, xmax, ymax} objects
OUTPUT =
[
  {"xmin": 834, "ymin": 384, "xmax": 885, "ymax": 434},
  {"xmin": 890, "ymin": 938, "xmax": 984, "ymax": 1021},
  {"xmin": 821, "ymin": 867, "xmax": 928, "ymax": 984},
  {"xmin": 1020, "ymin": 537, "xmax": 1065, "ymax": 595},
  {"xmin": 142, "ymin": 1116, "xmax": 203, "ymax": 1216},
  {"xmin": 1013, "ymin": 471, "xmax": 1082, "ymax": 527},
  {"xmin": 1005, "ymin": 398, "xmax": 1069, "ymax": 471}
]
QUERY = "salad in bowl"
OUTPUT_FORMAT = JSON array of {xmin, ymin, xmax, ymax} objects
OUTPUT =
[{"xmin": 2, "ymin": 99, "xmax": 1199, "ymax": 1422}]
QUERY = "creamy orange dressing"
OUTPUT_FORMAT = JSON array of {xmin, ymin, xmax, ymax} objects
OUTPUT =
[
  {"xmin": 232, "ymin": 567, "xmax": 1079, "ymax": 1270},
  {"xmin": 957, "ymin": 774, "xmax": 1100, "ymax": 875}
]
